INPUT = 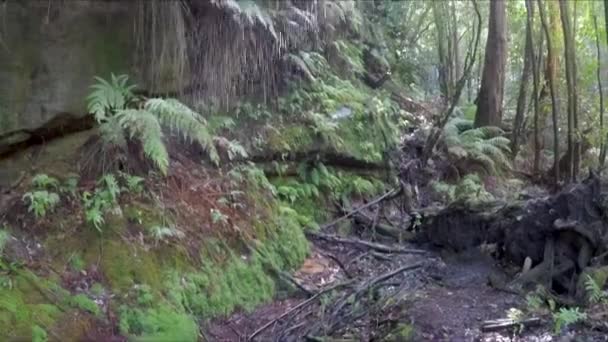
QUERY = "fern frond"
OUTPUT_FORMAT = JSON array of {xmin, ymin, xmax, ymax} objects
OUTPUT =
[
  {"xmin": 145, "ymin": 98, "xmax": 219, "ymax": 164},
  {"xmin": 116, "ymin": 109, "xmax": 169, "ymax": 175},
  {"xmin": 86, "ymin": 74, "xmax": 135, "ymax": 122},
  {"xmin": 585, "ymin": 275, "xmax": 605, "ymax": 303}
]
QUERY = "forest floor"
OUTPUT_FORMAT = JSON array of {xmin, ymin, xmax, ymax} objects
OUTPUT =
[{"xmin": 206, "ymin": 221, "xmax": 607, "ymax": 342}]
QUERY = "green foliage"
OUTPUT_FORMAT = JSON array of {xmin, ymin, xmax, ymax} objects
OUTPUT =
[
  {"xmin": 86, "ymin": 74, "xmax": 136, "ymax": 122},
  {"xmin": 120, "ymin": 172, "xmax": 145, "ymax": 194},
  {"xmin": 443, "ymin": 118, "xmax": 512, "ymax": 174},
  {"xmin": 552, "ymin": 307, "xmax": 587, "ymax": 334},
  {"xmin": 66, "ymin": 294, "xmax": 101, "ymax": 317},
  {"xmin": 22, "ymin": 191, "xmax": 60, "ymax": 219},
  {"xmin": 0, "ymin": 229, "xmax": 10, "ymax": 256},
  {"xmin": 431, "ymin": 174, "xmax": 493, "ymax": 205},
  {"xmin": 82, "ymin": 174, "xmax": 122, "ymax": 232},
  {"xmin": 31, "ymin": 174, "xmax": 59, "ymax": 190},
  {"xmin": 87, "ymin": 74, "xmax": 218, "ymax": 175},
  {"xmin": 149, "ymin": 226, "xmax": 184, "ymax": 244},
  {"xmin": 119, "ymin": 304, "xmax": 198, "ymax": 342},
  {"xmin": 584, "ymin": 274, "xmax": 607, "ymax": 304},
  {"xmin": 61, "ymin": 176, "xmax": 80, "ymax": 197},
  {"xmin": 228, "ymin": 163, "xmax": 276, "ymax": 195},
  {"xmin": 31, "ymin": 325, "xmax": 47, "ymax": 342}
]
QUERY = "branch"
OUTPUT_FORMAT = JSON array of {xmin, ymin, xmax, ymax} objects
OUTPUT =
[{"xmin": 308, "ymin": 232, "xmax": 427, "ymax": 255}]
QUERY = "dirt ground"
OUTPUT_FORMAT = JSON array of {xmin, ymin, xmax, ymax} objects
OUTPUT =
[{"xmin": 204, "ymin": 229, "xmax": 608, "ymax": 342}]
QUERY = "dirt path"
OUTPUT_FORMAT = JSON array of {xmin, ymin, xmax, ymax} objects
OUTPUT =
[{"xmin": 205, "ymin": 231, "xmax": 583, "ymax": 341}]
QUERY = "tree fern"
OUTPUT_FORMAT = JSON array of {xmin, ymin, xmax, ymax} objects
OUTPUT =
[{"xmin": 443, "ymin": 118, "xmax": 511, "ymax": 174}]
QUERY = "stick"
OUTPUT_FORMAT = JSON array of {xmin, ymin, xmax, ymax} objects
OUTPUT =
[
  {"xmin": 248, "ymin": 280, "xmax": 355, "ymax": 341},
  {"xmin": 481, "ymin": 317, "xmax": 541, "ymax": 332},
  {"xmin": 308, "ymin": 232, "xmax": 427, "ymax": 255}
]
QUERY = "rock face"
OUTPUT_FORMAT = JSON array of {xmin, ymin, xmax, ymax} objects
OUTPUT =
[{"xmin": 0, "ymin": 2, "xmax": 135, "ymax": 154}]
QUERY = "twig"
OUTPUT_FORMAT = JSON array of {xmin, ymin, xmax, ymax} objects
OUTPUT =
[
  {"xmin": 308, "ymin": 232, "xmax": 427, "ymax": 255},
  {"xmin": 481, "ymin": 317, "xmax": 541, "ymax": 332},
  {"xmin": 248, "ymin": 280, "xmax": 355, "ymax": 341}
]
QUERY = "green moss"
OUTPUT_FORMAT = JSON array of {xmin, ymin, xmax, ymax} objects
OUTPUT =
[
  {"xmin": 119, "ymin": 304, "xmax": 198, "ymax": 342},
  {"xmin": 87, "ymin": 239, "xmax": 163, "ymax": 292},
  {"xmin": 66, "ymin": 294, "xmax": 101, "ymax": 317},
  {"xmin": 0, "ymin": 272, "xmax": 63, "ymax": 340},
  {"xmin": 267, "ymin": 125, "xmax": 316, "ymax": 153},
  {"xmin": 382, "ymin": 323, "xmax": 415, "ymax": 342}
]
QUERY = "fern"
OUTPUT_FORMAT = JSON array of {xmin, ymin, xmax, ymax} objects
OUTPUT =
[
  {"xmin": 87, "ymin": 75, "xmax": 219, "ymax": 174},
  {"xmin": 86, "ymin": 74, "xmax": 136, "ymax": 123},
  {"xmin": 552, "ymin": 307, "xmax": 586, "ymax": 334},
  {"xmin": 116, "ymin": 109, "xmax": 169, "ymax": 174},
  {"xmin": 584, "ymin": 275, "xmax": 607, "ymax": 304},
  {"xmin": 22, "ymin": 191, "xmax": 60, "ymax": 218},
  {"xmin": 31, "ymin": 174, "xmax": 59, "ymax": 190},
  {"xmin": 145, "ymin": 98, "xmax": 219, "ymax": 164},
  {"xmin": 443, "ymin": 118, "xmax": 511, "ymax": 174}
]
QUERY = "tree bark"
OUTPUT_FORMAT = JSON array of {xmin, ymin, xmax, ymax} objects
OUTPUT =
[
  {"xmin": 474, "ymin": 0, "xmax": 508, "ymax": 128},
  {"xmin": 511, "ymin": 0, "xmax": 535, "ymax": 159},
  {"xmin": 538, "ymin": 0, "xmax": 560, "ymax": 187},
  {"xmin": 559, "ymin": 0, "xmax": 578, "ymax": 182},
  {"xmin": 599, "ymin": 14, "xmax": 607, "ymax": 167},
  {"xmin": 527, "ymin": 0, "xmax": 541, "ymax": 174}
]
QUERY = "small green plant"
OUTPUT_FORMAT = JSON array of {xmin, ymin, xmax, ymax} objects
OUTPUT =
[
  {"xmin": 68, "ymin": 253, "xmax": 85, "ymax": 272},
  {"xmin": 31, "ymin": 174, "xmax": 59, "ymax": 190},
  {"xmin": 61, "ymin": 176, "xmax": 79, "ymax": 197},
  {"xmin": 66, "ymin": 293, "xmax": 101, "ymax": 316},
  {"xmin": 22, "ymin": 191, "xmax": 60, "ymax": 218},
  {"xmin": 120, "ymin": 172, "xmax": 145, "ymax": 194},
  {"xmin": 31, "ymin": 325, "xmax": 48, "ymax": 342},
  {"xmin": 0, "ymin": 228, "xmax": 10, "ymax": 256},
  {"xmin": 82, "ymin": 174, "xmax": 122, "ymax": 232},
  {"xmin": 584, "ymin": 275, "xmax": 607, "ymax": 304},
  {"xmin": 552, "ymin": 307, "xmax": 587, "ymax": 334},
  {"xmin": 210, "ymin": 209, "xmax": 228, "ymax": 225},
  {"xmin": 149, "ymin": 226, "xmax": 184, "ymax": 244},
  {"xmin": 525, "ymin": 294, "xmax": 544, "ymax": 312}
]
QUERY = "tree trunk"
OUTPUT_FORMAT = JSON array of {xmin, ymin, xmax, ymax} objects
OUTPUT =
[
  {"xmin": 538, "ymin": 0, "xmax": 560, "ymax": 187},
  {"xmin": 599, "ymin": 15, "xmax": 607, "ymax": 167},
  {"xmin": 528, "ymin": 0, "xmax": 541, "ymax": 174},
  {"xmin": 433, "ymin": 1, "xmax": 451, "ymax": 99},
  {"xmin": 511, "ymin": 0, "xmax": 535, "ymax": 159},
  {"xmin": 474, "ymin": 0, "xmax": 508, "ymax": 128},
  {"xmin": 559, "ymin": 0, "xmax": 578, "ymax": 182}
]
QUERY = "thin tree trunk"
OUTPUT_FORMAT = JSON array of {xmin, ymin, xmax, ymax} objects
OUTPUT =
[
  {"xmin": 527, "ymin": 0, "xmax": 541, "ymax": 174},
  {"xmin": 433, "ymin": 1, "xmax": 450, "ymax": 99},
  {"xmin": 511, "ymin": 0, "xmax": 535, "ymax": 159},
  {"xmin": 596, "ymin": 14, "xmax": 606, "ymax": 167},
  {"xmin": 474, "ymin": 0, "xmax": 507, "ymax": 128},
  {"xmin": 422, "ymin": 0, "xmax": 482, "ymax": 164},
  {"xmin": 538, "ymin": 0, "xmax": 560, "ymax": 187},
  {"xmin": 559, "ymin": 0, "xmax": 577, "ymax": 182}
]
